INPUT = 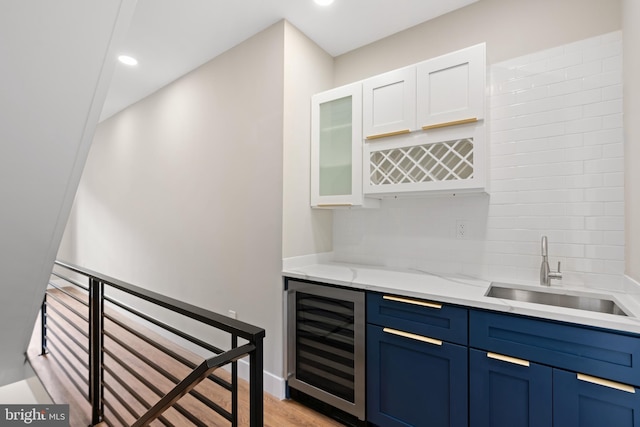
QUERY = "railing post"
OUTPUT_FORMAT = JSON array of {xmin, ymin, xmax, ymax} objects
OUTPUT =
[
  {"xmin": 249, "ymin": 336, "xmax": 264, "ymax": 427},
  {"xmin": 40, "ymin": 295, "xmax": 47, "ymax": 356},
  {"xmin": 231, "ymin": 335, "xmax": 238, "ymax": 427},
  {"xmin": 88, "ymin": 278, "xmax": 104, "ymax": 425}
]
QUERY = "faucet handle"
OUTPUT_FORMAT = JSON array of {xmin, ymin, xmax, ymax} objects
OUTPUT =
[{"xmin": 549, "ymin": 261, "xmax": 563, "ymax": 281}]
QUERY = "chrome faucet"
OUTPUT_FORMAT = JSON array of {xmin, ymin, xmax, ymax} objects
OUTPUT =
[{"xmin": 540, "ymin": 236, "xmax": 562, "ymax": 286}]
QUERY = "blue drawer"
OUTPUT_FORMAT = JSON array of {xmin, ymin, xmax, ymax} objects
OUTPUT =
[
  {"xmin": 367, "ymin": 293, "xmax": 468, "ymax": 345},
  {"xmin": 470, "ymin": 310, "xmax": 640, "ymax": 387}
]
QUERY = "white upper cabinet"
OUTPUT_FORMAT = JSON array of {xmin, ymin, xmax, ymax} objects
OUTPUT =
[
  {"xmin": 362, "ymin": 67, "xmax": 416, "ymax": 140},
  {"xmin": 310, "ymin": 83, "xmax": 380, "ymax": 208},
  {"xmin": 310, "ymin": 43, "xmax": 487, "ymax": 203},
  {"xmin": 417, "ymin": 43, "xmax": 486, "ymax": 130}
]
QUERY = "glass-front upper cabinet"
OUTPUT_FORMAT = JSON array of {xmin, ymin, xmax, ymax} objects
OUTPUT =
[{"xmin": 310, "ymin": 83, "xmax": 379, "ymax": 208}]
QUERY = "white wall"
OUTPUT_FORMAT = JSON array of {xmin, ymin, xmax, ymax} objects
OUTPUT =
[
  {"xmin": 623, "ymin": 0, "xmax": 640, "ymax": 282},
  {"xmin": 282, "ymin": 22, "xmax": 334, "ymax": 258},
  {"xmin": 59, "ymin": 22, "xmax": 286, "ymax": 378},
  {"xmin": 0, "ymin": 0, "xmax": 135, "ymax": 387},
  {"xmin": 334, "ymin": 32, "xmax": 625, "ymax": 290}
]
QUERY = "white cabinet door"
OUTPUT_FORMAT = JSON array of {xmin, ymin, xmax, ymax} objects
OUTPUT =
[
  {"xmin": 362, "ymin": 67, "xmax": 416, "ymax": 140},
  {"xmin": 311, "ymin": 83, "xmax": 379, "ymax": 208},
  {"xmin": 417, "ymin": 43, "xmax": 486, "ymax": 130}
]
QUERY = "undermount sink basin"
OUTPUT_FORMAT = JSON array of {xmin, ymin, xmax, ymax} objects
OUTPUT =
[{"xmin": 486, "ymin": 283, "xmax": 629, "ymax": 316}]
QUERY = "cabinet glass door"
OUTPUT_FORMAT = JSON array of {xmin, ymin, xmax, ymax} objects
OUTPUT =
[
  {"xmin": 311, "ymin": 83, "xmax": 370, "ymax": 208},
  {"xmin": 319, "ymin": 96, "xmax": 352, "ymax": 197}
]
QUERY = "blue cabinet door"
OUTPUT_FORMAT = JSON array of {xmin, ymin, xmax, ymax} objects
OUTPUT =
[
  {"xmin": 469, "ymin": 348, "xmax": 552, "ymax": 427},
  {"xmin": 367, "ymin": 324, "xmax": 467, "ymax": 427},
  {"xmin": 553, "ymin": 368, "xmax": 640, "ymax": 427}
]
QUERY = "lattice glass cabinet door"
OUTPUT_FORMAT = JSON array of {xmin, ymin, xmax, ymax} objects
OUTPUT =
[{"xmin": 311, "ymin": 83, "xmax": 365, "ymax": 208}]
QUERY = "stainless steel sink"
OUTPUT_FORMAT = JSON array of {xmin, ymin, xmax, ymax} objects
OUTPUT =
[{"xmin": 486, "ymin": 283, "xmax": 629, "ymax": 316}]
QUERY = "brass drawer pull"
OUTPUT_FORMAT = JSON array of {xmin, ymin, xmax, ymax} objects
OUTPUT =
[
  {"xmin": 577, "ymin": 373, "xmax": 636, "ymax": 394},
  {"xmin": 422, "ymin": 117, "xmax": 478, "ymax": 130},
  {"xmin": 487, "ymin": 352, "xmax": 530, "ymax": 367},
  {"xmin": 366, "ymin": 129, "xmax": 411, "ymax": 140},
  {"xmin": 383, "ymin": 295, "xmax": 442, "ymax": 309},
  {"xmin": 383, "ymin": 327, "xmax": 442, "ymax": 346}
]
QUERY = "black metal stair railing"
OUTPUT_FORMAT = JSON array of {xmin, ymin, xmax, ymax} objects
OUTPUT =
[{"xmin": 41, "ymin": 260, "xmax": 265, "ymax": 426}]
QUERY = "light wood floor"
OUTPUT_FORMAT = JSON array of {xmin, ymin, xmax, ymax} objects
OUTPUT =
[{"xmin": 28, "ymin": 288, "xmax": 345, "ymax": 427}]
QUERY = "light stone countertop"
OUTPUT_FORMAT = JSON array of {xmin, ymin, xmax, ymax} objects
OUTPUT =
[{"xmin": 283, "ymin": 259, "xmax": 640, "ymax": 335}]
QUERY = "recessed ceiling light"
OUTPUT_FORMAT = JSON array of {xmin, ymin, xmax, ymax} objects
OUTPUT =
[
  {"xmin": 314, "ymin": 0, "xmax": 334, "ymax": 6},
  {"xmin": 118, "ymin": 55, "xmax": 138, "ymax": 66}
]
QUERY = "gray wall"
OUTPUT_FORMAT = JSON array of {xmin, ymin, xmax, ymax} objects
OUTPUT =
[
  {"xmin": 59, "ymin": 21, "xmax": 287, "ymax": 378},
  {"xmin": 334, "ymin": 0, "xmax": 621, "ymax": 85}
]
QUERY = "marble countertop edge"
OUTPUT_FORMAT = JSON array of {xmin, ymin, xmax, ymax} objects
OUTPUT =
[{"xmin": 283, "ymin": 261, "xmax": 640, "ymax": 335}]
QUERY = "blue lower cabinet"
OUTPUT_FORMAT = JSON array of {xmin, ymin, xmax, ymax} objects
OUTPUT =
[
  {"xmin": 469, "ymin": 348, "xmax": 552, "ymax": 427},
  {"xmin": 553, "ymin": 368, "xmax": 640, "ymax": 427},
  {"xmin": 367, "ymin": 324, "xmax": 468, "ymax": 427}
]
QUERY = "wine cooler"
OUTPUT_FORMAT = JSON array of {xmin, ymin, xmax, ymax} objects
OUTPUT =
[{"xmin": 285, "ymin": 279, "xmax": 365, "ymax": 421}]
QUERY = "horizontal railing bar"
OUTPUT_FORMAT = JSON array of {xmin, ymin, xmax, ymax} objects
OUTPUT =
[
  {"xmin": 132, "ymin": 343, "xmax": 255, "ymax": 427},
  {"xmin": 104, "ymin": 381, "xmax": 136, "ymax": 423},
  {"xmin": 187, "ymin": 387, "xmax": 233, "ymax": 422},
  {"xmin": 102, "ymin": 394, "xmax": 129, "ymax": 427},
  {"xmin": 46, "ymin": 291, "xmax": 88, "ymax": 323},
  {"xmin": 46, "ymin": 303, "xmax": 88, "ymax": 338},
  {"xmin": 104, "ymin": 295, "xmax": 225, "ymax": 355},
  {"xmin": 47, "ymin": 335, "xmax": 89, "ymax": 378},
  {"xmin": 47, "ymin": 281, "xmax": 89, "ymax": 306},
  {"xmin": 47, "ymin": 318, "xmax": 89, "ymax": 360},
  {"xmin": 50, "ymin": 270, "xmax": 89, "ymax": 292},
  {"xmin": 104, "ymin": 328, "xmax": 231, "ymax": 421},
  {"xmin": 55, "ymin": 260, "xmax": 265, "ymax": 341},
  {"xmin": 46, "ymin": 341, "xmax": 89, "ymax": 400},
  {"xmin": 104, "ymin": 313, "xmax": 232, "ymax": 391},
  {"xmin": 102, "ymin": 364, "xmax": 174, "ymax": 427}
]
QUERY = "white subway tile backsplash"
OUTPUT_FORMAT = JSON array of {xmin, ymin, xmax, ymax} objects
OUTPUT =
[
  {"xmin": 565, "ymin": 88, "xmax": 602, "ymax": 106},
  {"xmin": 602, "ymin": 84, "xmax": 623, "ymax": 101},
  {"xmin": 602, "ymin": 143, "xmax": 624, "ymax": 159},
  {"xmin": 584, "ymin": 157, "xmax": 624, "ymax": 174},
  {"xmin": 584, "ymin": 245, "xmax": 624, "ymax": 261},
  {"xmin": 333, "ymin": 31, "xmax": 624, "ymax": 291},
  {"xmin": 564, "ymin": 117, "xmax": 602, "ymax": 134},
  {"xmin": 604, "ymin": 201, "xmax": 624, "ymax": 216},
  {"xmin": 583, "ymin": 100, "xmax": 623, "ymax": 118},
  {"xmin": 585, "ymin": 216, "xmax": 624, "ymax": 231},
  {"xmin": 582, "ymin": 71, "xmax": 623, "ymax": 91},
  {"xmin": 584, "ymin": 187, "xmax": 624, "ymax": 202},
  {"xmin": 583, "ymin": 128, "xmax": 623, "ymax": 145},
  {"xmin": 603, "ymin": 113, "xmax": 623, "ymax": 129},
  {"xmin": 548, "ymin": 79, "xmax": 583, "ymax": 97},
  {"xmin": 603, "ymin": 172, "xmax": 624, "ymax": 188},
  {"xmin": 565, "ymin": 61, "xmax": 602, "ymax": 80},
  {"xmin": 603, "ymin": 231, "xmax": 625, "ymax": 246}
]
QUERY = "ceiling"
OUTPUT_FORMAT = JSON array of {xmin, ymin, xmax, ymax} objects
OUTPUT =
[{"xmin": 100, "ymin": 0, "xmax": 479, "ymax": 121}]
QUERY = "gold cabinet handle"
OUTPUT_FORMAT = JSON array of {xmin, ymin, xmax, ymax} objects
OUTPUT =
[
  {"xmin": 383, "ymin": 327, "xmax": 442, "ymax": 346},
  {"xmin": 422, "ymin": 117, "xmax": 478, "ymax": 130},
  {"xmin": 366, "ymin": 129, "xmax": 411, "ymax": 140},
  {"xmin": 316, "ymin": 203, "xmax": 353, "ymax": 207},
  {"xmin": 487, "ymin": 352, "xmax": 530, "ymax": 367},
  {"xmin": 383, "ymin": 295, "xmax": 442, "ymax": 309},
  {"xmin": 577, "ymin": 373, "xmax": 636, "ymax": 394}
]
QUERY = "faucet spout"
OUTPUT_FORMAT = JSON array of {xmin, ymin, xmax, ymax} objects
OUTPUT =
[{"xmin": 540, "ymin": 235, "xmax": 562, "ymax": 286}]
